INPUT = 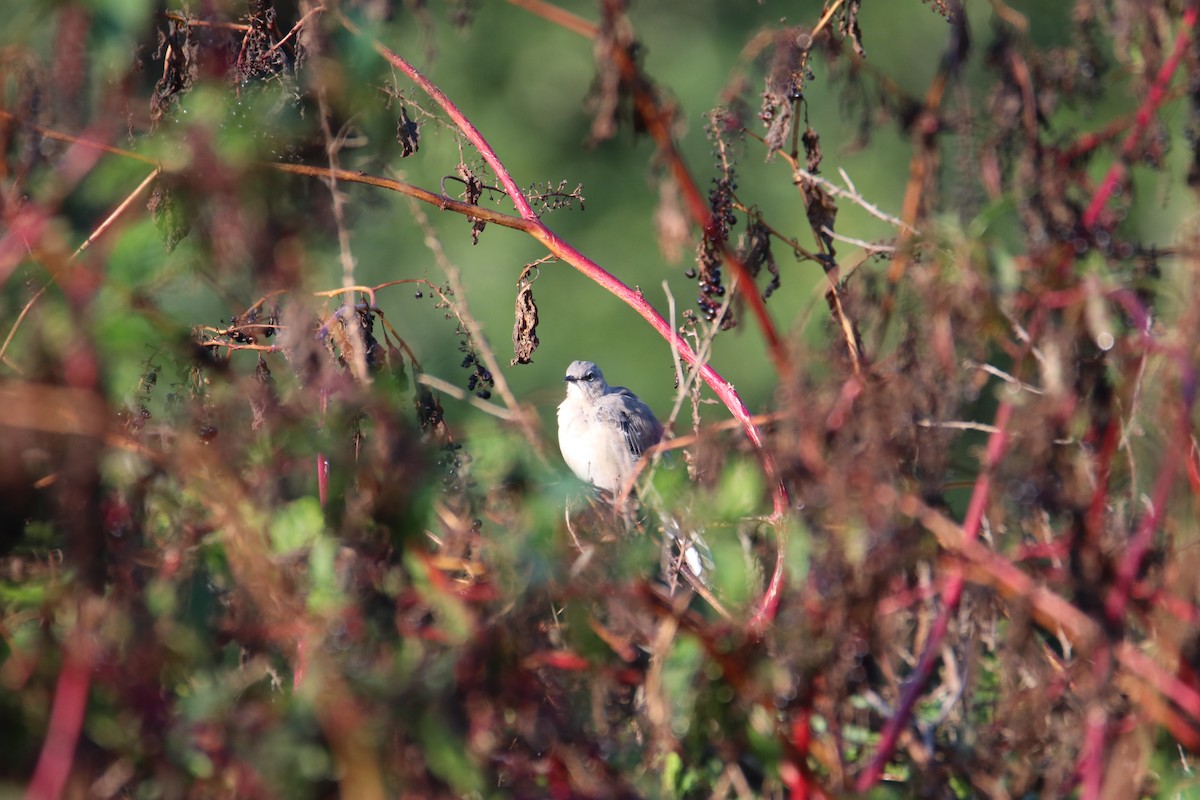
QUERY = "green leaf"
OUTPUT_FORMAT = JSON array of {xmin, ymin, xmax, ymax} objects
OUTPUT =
[
  {"xmin": 661, "ymin": 750, "xmax": 683, "ymax": 796},
  {"xmin": 714, "ymin": 458, "xmax": 763, "ymax": 520},
  {"xmin": 419, "ymin": 712, "xmax": 484, "ymax": 796},
  {"xmin": 307, "ymin": 537, "xmax": 345, "ymax": 614},
  {"xmin": 269, "ymin": 498, "xmax": 325, "ymax": 554}
]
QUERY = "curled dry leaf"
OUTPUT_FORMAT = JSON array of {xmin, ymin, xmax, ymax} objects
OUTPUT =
[
  {"xmin": 150, "ymin": 16, "xmax": 198, "ymax": 129},
  {"xmin": 511, "ymin": 264, "xmax": 540, "ymax": 366},
  {"xmin": 839, "ymin": 0, "xmax": 866, "ymax": 58},
  {"xmin": 456, "ymin": 162, "xmax": 487, "ymax": 244},
  {"xmin": 739, "ymin": 219, "xmax": 780, "ymax": 300},
  {"xmin": 761, "ymin": 27, "xmax": 811, "ymax": 156},
  {"xmin": 802, "ymin": 179, "xmax": 838, "ymax": 264},
  {"xmin": 396, "ymin": 105, "xmax": 420, "ymax": 157}
]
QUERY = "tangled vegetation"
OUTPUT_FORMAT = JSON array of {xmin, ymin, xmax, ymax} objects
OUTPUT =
[{"xmin": 3, "ymin": 0, "xmax": 1200, "ymax": 797}]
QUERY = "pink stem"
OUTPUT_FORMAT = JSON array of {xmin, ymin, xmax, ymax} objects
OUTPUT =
[
  {"xmin": 856, "ymin": 400, "xmax": 1012, "ymax": 790},
  {"xmin": 25, "ymin": 651, "xmax": 91, "ymax": 800},
  {"xmin": 1078, "ymin": 700, "xmax": 1108, "ymax": 800},
  {"xmin": 1081, "ymin": 3, "xmax": 1198, "ymax": 231},
  {"xmin": 1105, "ymin": 417, "xmax": 1184, "ymax": 622},
  {"xmin": 345, "ymin": 14, "xmax": 536, "ymax": 223}
]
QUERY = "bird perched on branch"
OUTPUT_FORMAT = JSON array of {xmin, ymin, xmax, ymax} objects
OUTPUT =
[
  {"xmin": 556, "ymin": 360, "xmax": 711, "ymax": 585},
  {"xmin": 557, "ymin": 359, "xmax": 663, "ymax": 497}
]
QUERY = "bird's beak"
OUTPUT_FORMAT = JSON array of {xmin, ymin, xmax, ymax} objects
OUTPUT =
[{"xmin": 563, "ymin": 375, "xmax": 576, "ymax": 383}]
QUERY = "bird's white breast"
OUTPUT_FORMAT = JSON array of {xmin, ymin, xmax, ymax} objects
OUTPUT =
[{"xmin": 557, "ymin": 395, "xmax": 632, "ymax": 493}]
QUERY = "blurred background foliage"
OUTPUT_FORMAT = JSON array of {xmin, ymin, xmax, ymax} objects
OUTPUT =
[{"xmin": 3, "ymin": 0, "xmax": 1200, "ymax": 797}]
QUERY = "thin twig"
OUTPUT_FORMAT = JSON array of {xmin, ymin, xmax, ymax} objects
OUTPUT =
[
  {"xmin": 314, "ymin": 90, "xmax": 370, "ymax": 385},
  {"xmin": 162, "ymin": 12, "xmax": 250, "ymax": 31},
  {"xmin": 76, "ymin": 167, "xmax": 162, "ymax": 256},
  {"xmin": 416, "ymin": 373, "xmax": 517, "ymax": 421},
  {"xmin": 794, "ymin": 164, "xmax": 915, "ymax": 232},
  {"xmin": 407, "ymin": 198, "xmax": 545, "ymax": 454},
  {"xmin": 0, "ymin": 286, "xmax": 43, "ymax": 371},
  {"xmin": 820, "ymin": 226, "xmax": 895, "ymax": 254},
  {"xmin": 963, "ymin": 359, "xmax": 1046, "ymax": 395},
  {"xmin": 917, "ymin": 419, "xmax": 1005, "ymax": 435},
  {"xmin": 268, "ymin": 5, "xmax": 324, "ymax": 55},
  {"xmin": 0, "ymin": 112, "xmax": 157, "ymax": 165},
  {"xmin": 0, "ymin": 167, "xmax": 161, "ymax": 365},
  {"xmin": 811, "ymin": 0, "xmax": 847, "ymax": 40}
]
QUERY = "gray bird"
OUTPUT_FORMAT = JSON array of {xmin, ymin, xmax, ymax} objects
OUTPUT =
[
  {"xmin": 557, "ymin": 359, "xmax": 712, "ymax": 585},
  {"xmin": 557, "ymin": 360, "xmax": 664, "ymax": 496}
]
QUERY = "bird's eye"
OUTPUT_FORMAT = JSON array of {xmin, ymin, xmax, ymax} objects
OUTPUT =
[{"xmin": 584, "ymin": 372, "xmax": 594, "ymax": 381}]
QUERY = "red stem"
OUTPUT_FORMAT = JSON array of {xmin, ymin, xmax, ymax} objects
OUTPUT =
[
  {"xmin": 503, "ymin": 0, "xmax": 791, "ymax": 379},
  {"xmin": 608, "ymin": 45, "xmax": 792, "ymax": 382},
  {"xmin": 24, "ymin": 649, "xmax": 91, "ymax": 800},
  {"xmin": 1079, "ymin": 699, "xmax": 1109, "ymax": 800},
  {"xmin": 856, "ymin": 400, "xmax": 1012, "ymax": 791},
  {"xmin": 1081, "ymin": 3, "xmax": 1198, "ymax": 232},
  {"xmin": 1105, "ymin": 432, "xmax": 1183, "ymax": 623},
  {"xmin": 860, "ymin": 185, "xmax": 1190, "ymax": 782}
]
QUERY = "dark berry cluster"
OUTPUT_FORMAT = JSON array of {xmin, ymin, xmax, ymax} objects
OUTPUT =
[
  {"xmin": 459, "ymin": 341, "xmax": 493, "ymax": 400},
  {"xmin": 692, "ymin": 176, "xmax": 737, "ymax": 328},
  {"xmin": 412, "ymin": 285, "xmax": 493, "ymax": 398},
  {"xmin": 226, "ymin": 304, "xmax": 279, "ymax": 345}
]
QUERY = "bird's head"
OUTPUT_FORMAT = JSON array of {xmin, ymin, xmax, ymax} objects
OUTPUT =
[{"xmin": 563, "ymin": 360, "xmax": 608, "ymax": 399}]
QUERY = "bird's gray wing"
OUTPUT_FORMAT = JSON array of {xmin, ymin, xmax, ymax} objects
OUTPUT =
[{"xmin": 605, "ymin": 388, "xmax": 664, "ymax": 459}]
